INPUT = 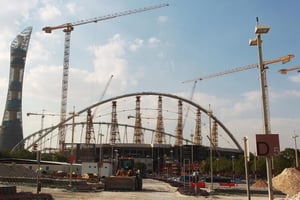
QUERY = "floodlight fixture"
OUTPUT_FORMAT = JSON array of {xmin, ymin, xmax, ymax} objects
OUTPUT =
[
  {"xmin": 255, "ymin": 25, "xmax": 270, "ymax": 34},
  {"xmin": 249, "ymin": 38, "xmax": 257, "ymax": 46}
]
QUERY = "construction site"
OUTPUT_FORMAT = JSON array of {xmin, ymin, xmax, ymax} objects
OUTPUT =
[{"xmin": 1, "ymin": 1, "xmax": 300, "ymax": 200}]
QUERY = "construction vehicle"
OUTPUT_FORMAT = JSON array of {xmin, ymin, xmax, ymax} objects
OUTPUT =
[{"xmin": 104, "ymin": 157, "xmax": 142, "ymax": 191}]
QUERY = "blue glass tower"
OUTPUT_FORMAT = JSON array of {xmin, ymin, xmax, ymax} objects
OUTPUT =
[{"xmin": 0, "ymin": 27, "xmax": 32, "ymax": 150}]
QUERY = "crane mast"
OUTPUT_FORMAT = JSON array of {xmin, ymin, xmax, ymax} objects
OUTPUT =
[{"xmin": 42, "ymin": 3, "xmax": 169, "ymax": 151}]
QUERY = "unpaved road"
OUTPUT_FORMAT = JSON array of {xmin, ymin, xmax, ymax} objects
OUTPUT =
[{"xmin": 16, "ymin": 179, "xmax": 285, "ymax": 200}]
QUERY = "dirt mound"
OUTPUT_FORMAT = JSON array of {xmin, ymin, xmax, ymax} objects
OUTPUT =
[
  {"xmin": 272, "ymin": 168, "xmax": 300, "ymax": 196},
  {"xmin": 0, "ymin": 163, "xmax": 35, "ymax": 178},
  {"xmin": 251, "ymin": 179, "xmax": 268, "ymax": 188},
  {"xmin": 177, "ymin": 186, "xmax": 209, "ymax": 196},
  {"xmin": 0, "ymin": 192, "xmax": 54, "ymax": 200}
]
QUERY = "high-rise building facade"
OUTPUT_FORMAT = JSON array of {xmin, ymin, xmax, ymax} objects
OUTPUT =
[{"xmin": 0, "ymin": 27, "xmax": 32, "ymax": 150}]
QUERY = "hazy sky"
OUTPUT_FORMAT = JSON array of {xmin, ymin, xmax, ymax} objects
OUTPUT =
[{"xmin": 0, "ymin": 0, "xmax": 299, "ymax": 153}]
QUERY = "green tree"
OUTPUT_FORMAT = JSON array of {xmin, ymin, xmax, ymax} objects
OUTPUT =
[
  {"xmin": 273, "ymin": 148, "xmax": 295, "ymax": 175},
  {"xmin": 11, "ymin": 150, "xmax": 35, "ymax": 159},
  {"xmin": 0, "ymin": 150, "xmax": 11, "ymax": 158}
]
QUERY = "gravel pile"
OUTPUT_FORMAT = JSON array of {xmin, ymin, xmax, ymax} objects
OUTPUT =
[
  {"xmin": 285, "ymin": 192, "xmax": 300, "ymax": 200},
  {"xmin": 0, "ymin": 164, "xmax": 35, "ymax": 178},
  {"xmin": 272, "ymin": 168, "xmax": 300, "ymax": 197},
  {"xmin": 251, "ymin": 179, "xmax": 268, "ymax": 188}
]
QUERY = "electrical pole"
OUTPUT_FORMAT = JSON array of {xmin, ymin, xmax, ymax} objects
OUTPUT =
[{"xmin": 292, "ymin": 133, "xmax": 299, "ymax": 168}]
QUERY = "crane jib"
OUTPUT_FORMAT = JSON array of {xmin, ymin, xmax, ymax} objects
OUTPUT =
[{"xmin": 42, "ymin": 3, "xmax": 169, "ymax": 31}]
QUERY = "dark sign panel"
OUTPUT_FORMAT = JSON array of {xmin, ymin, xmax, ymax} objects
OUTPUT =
[{"xmin": 256, "ymin": 134, "xmax": 280, "ymax": 157}]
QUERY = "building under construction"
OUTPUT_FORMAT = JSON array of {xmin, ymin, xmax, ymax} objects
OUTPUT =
[{"xmin": 63, "ymin": 94, "xmax": 242, "ymax": 175}]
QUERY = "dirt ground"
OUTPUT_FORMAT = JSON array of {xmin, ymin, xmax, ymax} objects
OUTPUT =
[{"xmin": 15, "ymin": 179, "xmax": 286, "ymax": 200}]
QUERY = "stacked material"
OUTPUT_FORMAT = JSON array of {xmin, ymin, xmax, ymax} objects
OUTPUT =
[{"xmin": 272, "ymin": 168, "xmax": 300, "ymax": 196}]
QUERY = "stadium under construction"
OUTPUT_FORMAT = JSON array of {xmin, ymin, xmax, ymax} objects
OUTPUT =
[{"xmin": 1, "ymin": 28, "xmax": 243, "ymax": 176}]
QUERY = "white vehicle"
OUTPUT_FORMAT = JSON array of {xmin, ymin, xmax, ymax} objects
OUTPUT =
[
  {"xmin": 99, "ymin": 162, "xmax": 112, "ymax": 177},
  {"xmin": 81, "ymin": 162, "xmax": 98, "ymax": 175}
]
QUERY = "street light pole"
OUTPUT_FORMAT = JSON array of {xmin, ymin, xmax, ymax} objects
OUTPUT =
[
  {"xmin": 69, "ymin": 107, "xmax": 78, "ymax": 188},
  {"xmin": 36, "ymin": 112, "xmax": 45, "ymax": 194},
  {"xmin": 292, "ymin": 133, "xmax": 299, "ymax": 168},
  {"xmin": 249, "ymin": 18, "xmax": 274, "ymax": 200},
  {"xmin": 249, "ymin": 18, "xmax": 293, "ymax": 199},
  {"xmin": 231, "ymin": 155, "xmax": 235, "ymax": 181},
  {"xmin": 243, "ymin": 137, "xmax": 251, "ymax": 200},
  {"xmin": 207, "ymin": 104, "xmax": 213, "ymax": 191},
  {"xmin": 98, "ymin": 133, "xmax": 104, "ymax": 179}
]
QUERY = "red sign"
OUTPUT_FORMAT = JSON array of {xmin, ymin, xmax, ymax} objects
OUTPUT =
[{"xmin": 256, "ymin": 134, "xmax": 280, "ymax": 157}]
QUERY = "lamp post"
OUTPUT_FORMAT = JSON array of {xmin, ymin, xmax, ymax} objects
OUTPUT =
[
  {"xmin": 249, "ymin": 18, "xmax": 293, "ymax": 200},
  {"xmin": 249, "ymin": 19, "xmax": 274, "ymax": 200},
  {"xmin": 190, "ymin": 133, "xmax": 194, "ymax": 165},
  {"xmin": 98, "ymin": 133, "xmax": 104, "ymax": 179},
  {"xmin": 207, "ymin": 104, "xmax": 213, "ymax": 191},
  {"xmin": 231, "ymin": 155, "xmax": 235, "ymax": 181},
  {"xmin": 292, "ymin": 133, "xmax": 299, "ymax": 168},
  {"xmin": 114, "ymin": 149, "xmax": 119, "ymax": 174},
  {"xmin": 69, "ymin": 108, "xmax": 78, "ymax": 188},
  {"xmin": 27, "ymin": 110, "xmax": 45, "ymax": 194},
  {"xmin": 216, "ymin": 158, "xmax": 219, "ymax": 174}
]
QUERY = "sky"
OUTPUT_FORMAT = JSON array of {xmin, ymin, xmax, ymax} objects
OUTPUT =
[{"xmin": 0, "ymin": 0, "xmax": 299, "ymax": 153}]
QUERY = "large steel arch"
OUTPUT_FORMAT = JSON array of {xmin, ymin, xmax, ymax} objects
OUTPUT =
[{"xmin": 12, "ymin": 92, "xmax": 243, "ymax": 151}]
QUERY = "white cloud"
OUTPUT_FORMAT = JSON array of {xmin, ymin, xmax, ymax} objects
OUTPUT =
[
  {"xmin": 290, "ymin": 74, "xmax": 300, "ymax": 83},
  {"xmin": 0, "ymin": 0, "xmax": 37, "ymax": 61},
  {"xmin": 26, "ymin": 34, "xmax": 53, "ymax": 63},
  {"xmin": 0, "ymin": 0, "xmax": 37, "ymax": 23},
  {"xmin": 158, "ymin": 16, "xmax": 168, "ymax": 23},
  {"xmin": 91, "ymin": 34, "xmax": 127, "ymax": 79},
  {"xmin": 66, "ymin": 2, "xmax": 77, "ymax": 15},
  {"xmin": 218, "ymin": 91, "xmax": 260, "ymax": 119},
  {"xmin": 148, "ymin": 37, "xmax": 161, "ymax": 45},
  {"xmin": 0, "ymin": 77, "xmax": 8, "ymax": 91},
  {"xmin": 285, "ymin": 90, "xmax": 300, "ymax": 97},
  {"xmin": 38, "ymin": 3, "xmax": 61, "ymax": 21},
  {"xmin": 128, "ymin": 38, "xmax": 144, "ymax": 52},
  {"xmin": 84, "ymin": 34, "xmax": 142, "ymax": 101},
  {"xmin": 23, "ymin": 65, "xmax": 61, "ymax": 101}
]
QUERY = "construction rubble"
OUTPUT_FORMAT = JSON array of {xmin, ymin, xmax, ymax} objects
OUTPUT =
[{"xmin": 272, "ymin": 168, "xmax": 300, "ymax": 199}]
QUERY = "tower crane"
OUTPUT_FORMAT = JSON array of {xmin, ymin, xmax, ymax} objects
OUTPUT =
[
  {"xmin": 27, "ymin": 112, "xmax": 61, "ymax": 150},
  {"xmin": 182, "ymin": 54, "xmax": 294, "ymax": 84},
  {"xmin": 278, "ymin": 66, "xmax": 300, "ymax": 74},
  {"xmin": 86, "ymin": 74, "xmax": 114, "ymax": 144},
  {"xmin": 182, "ymin": 54, "xmax": 294, "ymax": 131},
  {"xmin": 42, "ymin": 3, "xmax": 169, "ymax": 151}
]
